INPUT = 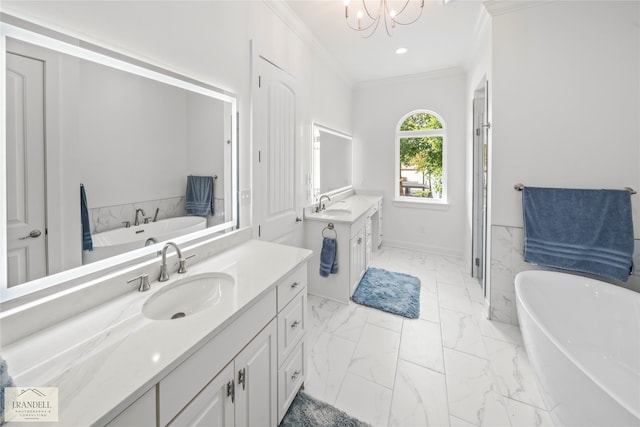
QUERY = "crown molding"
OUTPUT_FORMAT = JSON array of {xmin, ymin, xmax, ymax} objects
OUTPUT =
[
  {"xmin": 262, "ymin": 0, "xmax": 354, "ymax": 87},
  {"xmin": 483, "ymin": 0, "xmax": 556, "ymax": 17},
  {"xmin": 356, "ymin": 67, "xmax": 465, "ymax": 90}
]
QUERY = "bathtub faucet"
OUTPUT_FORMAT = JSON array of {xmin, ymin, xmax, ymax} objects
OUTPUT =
[{"xmin": 134, "ymin": 208, "xmax": 146, "ymax": 226}]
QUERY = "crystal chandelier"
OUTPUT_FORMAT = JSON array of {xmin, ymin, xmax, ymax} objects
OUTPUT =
[{"xmin": 344, "ymin": 0, "xmax": 425, "ymax": 38}]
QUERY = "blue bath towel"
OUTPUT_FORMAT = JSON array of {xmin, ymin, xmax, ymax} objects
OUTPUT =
[
  {"xmin": 80, "ymin": 184, "xmax": 93, "ymax": 251},
  {"xmin": 319, "ymin": 237, "xmax": 338, "ymax": 277},
  {"xmin": 185, "ymin": 175, "xmax": 214, "ymax": 217},
  {"xmin": 1, "ymin": 356, "xmax": 15, "ymax": 422},
  {"xmin": 522, "ymin": 186, "xmax": 634, "ymax": 281}
]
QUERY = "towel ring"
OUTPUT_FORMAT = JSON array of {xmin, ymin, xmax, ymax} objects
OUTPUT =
[{"xmin": 322, "ymin": 223, "xmax": 337, "ymax": 239}]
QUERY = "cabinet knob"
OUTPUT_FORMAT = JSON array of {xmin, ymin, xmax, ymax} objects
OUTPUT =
[
  {"xmin": 290, "ymin": 281, "xmax": 300, "ymax": 289},
  {"xmin": 291, "ymin": 369, "xmax": 301, "ymax": 381},
  {"xmin": 290, "ymin": 320, "xmax": 300, "ymax": 329}
]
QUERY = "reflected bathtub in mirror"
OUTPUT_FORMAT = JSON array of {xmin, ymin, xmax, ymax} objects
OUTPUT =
[
  {"xmin": 1, "ymin": 18, "xmax": 238, "ymax": 304},
  {"xmin": 83, "ymin": 216, "xmax": 207, "ymax": 264}
]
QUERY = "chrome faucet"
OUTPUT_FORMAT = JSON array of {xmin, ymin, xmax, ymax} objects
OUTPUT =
[
  {"xmin": 159, "ymin": 242, "xmax": 183, "ymax": 282},
  {"xmin": 316, "ymin": 195, "xmax": 331, "ymax": 212},
  {"xmin": 159, "ymin": 242, "xmax": 192, "ymax": 282},
  {"xmin": 134, "ymin": 208, "xmax": 146, "ymax": 226}
]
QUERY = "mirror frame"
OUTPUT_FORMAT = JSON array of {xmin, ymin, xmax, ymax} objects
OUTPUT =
[
  {"xmin": 0, "ymin": 18, "xmax": 238, "ymax": 304},
  {"xmin": 312, "ymin": 122, "xmax": 353, "ymax": 202}
]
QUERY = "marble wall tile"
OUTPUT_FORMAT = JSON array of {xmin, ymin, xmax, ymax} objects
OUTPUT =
[
  {"xmin": 389, "ymin": 360, "xmax": 449, "ymax": 427},
  {"xmin": 489, "ymin": 224, "xmax": 640, "ymax": 325}
]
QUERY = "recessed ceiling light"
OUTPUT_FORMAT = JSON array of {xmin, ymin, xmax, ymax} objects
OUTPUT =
[{"xmin": 396, "ymin": 47, "xmax": 408, "ymax": 55}]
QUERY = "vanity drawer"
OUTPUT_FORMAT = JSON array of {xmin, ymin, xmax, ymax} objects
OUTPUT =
[
  {"xmin": 277, "ymin": 290, "xmax": 306, "ymax": 364},
  {"xmin": 277, "ymin": 340, "xmax": 305, "ymax": 423},
  {"xmin": 277, "ymin": 264, "xmax": 307, "ymax": 311}
]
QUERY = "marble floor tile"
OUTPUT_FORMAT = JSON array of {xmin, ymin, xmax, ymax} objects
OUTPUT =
[
  {"xmin": 440, "ymin": 308, "xmax": 488, "ymax": 359},
  {"xmin": 420, "ymin": 289, "xmax": 441, "ymax": 323},
  {"xmin": 399, "ymin": 318, "xmax": 444, "ymax": 373},
  {"xmin": 305, "ymin": 332, "xmax": 357, "ymax": 405},
  {"xmin": 334, "ymin": 373, "xmax": 393, "ymax": 427},
  {"xmin": 444, "ymin": 348, "xmax": 512, "ymax": 427},
  {"xmin": 306, "ymin": 246, "xmax": 554, "ymax": 427},
  {"xmin": 483, "ymin": 336, "xmax": 547, "ymax": 409},
  {"xmin": 323, "ymin": 301, "xmax": 369, "ymax": 342},
  {"xmin": 348, "ymin": 323, "xmax": 400, "ymax": 388},
  {"xmin": 505, "ymin": 397, "xmax": 555, "ymax": 427},
  {"xmin": 389, "ymin": 360, "xmax": 449, "ymax": 427},
  {"xmin": 366, "ymin": 307, "xmax": 403, "ymax": 332},
  {"xmin": 438, "ymin": 282, "xmax": 474, "ymax": 314}
]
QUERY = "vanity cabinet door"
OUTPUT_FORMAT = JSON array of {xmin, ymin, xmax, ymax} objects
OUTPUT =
[
  {"xmin": 234, "ymin": 318, "xmax": 277, "ymax": 427},
  {"xmin": 349, "ymin": 228, "xmax": 367, "ymax": 296},
  {"xmin": 168, "ymin": 364, "xmax": 234, "ymax": 427}
]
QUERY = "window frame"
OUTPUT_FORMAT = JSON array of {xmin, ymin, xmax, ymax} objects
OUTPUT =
[{"xmin": 394, "ymin": 109, "xmax": 448, "ymax": 205}]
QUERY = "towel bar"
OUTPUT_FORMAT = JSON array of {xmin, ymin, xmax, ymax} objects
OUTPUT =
[
  {"xmin": 513, "ymin": 183, "xmax": 636, "ymax": 195},
  {"xmin": 322, "ymin": 223, "xmax": 337, "ymax": 239}
]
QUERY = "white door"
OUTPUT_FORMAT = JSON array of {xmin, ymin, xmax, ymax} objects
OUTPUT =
[
  {"xmin": 234, "ymin": 319, "xmax": 277, "ymax": 427},
  {"xmin": 6, "ymin": 52, "xmax": 47, "ymax": 287},
  {"xmin": 168, "ymin": 363, "xmax": 235, "ymax": 427},
  {"xmin": 253, "ymin": 56, "xmax": 300, "ymax": 245}
]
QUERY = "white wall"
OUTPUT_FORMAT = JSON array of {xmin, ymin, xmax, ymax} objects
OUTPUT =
[
  {"xmin": 1, "ymin": 0, "xmax": 354, "ymax": 250},
  {"xmin": 491, "ymin": 0, "xmax": 640, "ymax": 232},
  {"xmin": 353, "ymin": 70, "xmax": 467, "ymax": 256},
  {"xmin": 486, "ymin": 0, "xmax": 640, "ymax": 324}
]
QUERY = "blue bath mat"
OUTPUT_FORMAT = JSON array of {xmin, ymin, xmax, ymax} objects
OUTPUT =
[
  {"xmin": 352, "ymin": 267, "xmax": 421, "ymax": 319},
  {"xmin": 279, "ymin": 391, "xmax": 369, "ymax": 427}
]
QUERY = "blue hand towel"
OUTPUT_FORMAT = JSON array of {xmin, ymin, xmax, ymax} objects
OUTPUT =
[
  {"xmin": 319, "ymin": 237, "xmax": 338, "ymax": 277},
  {"xmin": 80, "ymin": 184, "xmax": 93, "ymax": 251},
  {"xmin": 522, "ymin": 186, "xmax": 634, "ymax": 281},
  {"xmin": 1, "ymin": 356, "xmax": 15, "ymax": 422},
  {"xmin": 185, "ymin": 175, "xmax": 214, "ymax": 217}
]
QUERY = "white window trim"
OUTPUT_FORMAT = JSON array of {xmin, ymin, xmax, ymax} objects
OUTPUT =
[{"xmin": 394, "ymin": 110, "xmax": 448, "ymax": 205}]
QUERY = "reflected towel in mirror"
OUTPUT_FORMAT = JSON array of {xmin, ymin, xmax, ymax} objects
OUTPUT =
[{"xmin": 185, "ymin": 175, "xmax": 214, "ymax": 217}]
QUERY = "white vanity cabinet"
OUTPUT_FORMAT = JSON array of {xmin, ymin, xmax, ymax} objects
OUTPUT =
[
  {"xmin": 275, "ymin": 265, "xmax": 307, "ymax": 423},
  {"xmin": 305, "ymin": 196, "xmax": 382, "ymax": 304}
]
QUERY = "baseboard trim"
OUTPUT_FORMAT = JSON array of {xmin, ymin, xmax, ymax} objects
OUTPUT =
[{"xmin": 381, "ymin": 239, "xmax": 462, "ymax": 258}]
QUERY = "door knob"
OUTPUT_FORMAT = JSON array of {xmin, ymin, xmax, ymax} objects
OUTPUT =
[
  {"xmin": 19, "ymin": 230, "xmax": 42, "ymax": 240},
  {"xmin": 295, "ymin": 217, "xmax": 303, "ymax": 223}
]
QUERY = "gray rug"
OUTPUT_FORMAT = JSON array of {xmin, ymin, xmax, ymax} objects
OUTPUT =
[
  {"xmin": 279, "ymin": 391, "xmax": 369, "ymax": 427},
  {"xmin": 352, "ymin": 267, "xmax": 421, "ymax": 318}
]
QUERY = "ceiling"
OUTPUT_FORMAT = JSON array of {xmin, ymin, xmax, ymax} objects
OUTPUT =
[{"xmin": 284, "ymin": 0, "xmax": 484, "ymax": 83}]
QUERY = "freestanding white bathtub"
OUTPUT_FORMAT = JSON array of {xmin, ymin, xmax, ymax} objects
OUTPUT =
[
  {"xmin": 515, "ymin": 270, "xmax": 640, "ymax": 427},
  {"xmin": 82, "ymin": 216, "xmax": 207, "ymax": 264}
]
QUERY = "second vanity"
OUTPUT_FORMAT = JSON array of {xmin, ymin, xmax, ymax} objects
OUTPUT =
[
  {"xmin": 303, "ymin": 193, "xmax": 383, "ymax": 304},
  {"xmin": 1, "ymin": 228, "xmax": 311, "ymax": 426}
]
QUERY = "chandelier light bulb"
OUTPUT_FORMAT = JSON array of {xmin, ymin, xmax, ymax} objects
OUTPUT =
[{"xmin": 344, "ymin": 0, "xmax": 425, "ymax": 38}]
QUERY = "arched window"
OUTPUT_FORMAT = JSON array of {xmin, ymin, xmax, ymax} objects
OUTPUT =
[{"xmin": 395, "ymin": 110, "xmax": 447, "ymax": 203}]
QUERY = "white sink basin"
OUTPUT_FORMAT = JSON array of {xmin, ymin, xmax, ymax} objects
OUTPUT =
[
  {"xmin": 323, "ymin": 208, "xmax": 352, "ymax": 216},
  {"xmin": 142, "ymin": 273, "xmax": 235, "ymax": 320}
]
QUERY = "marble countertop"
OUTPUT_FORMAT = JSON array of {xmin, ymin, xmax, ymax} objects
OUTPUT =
[
  {"xmin": 2, "ymin": 239, "xmax": 312, "ymax": 426},
  {"xmin": 305, "ymin": 194, "xmax": 382, "ymax": 224}
]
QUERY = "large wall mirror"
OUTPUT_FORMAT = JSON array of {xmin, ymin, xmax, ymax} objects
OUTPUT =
[
  {"xmin": 312, "ymin": 123, "xmax": 352, "ymax": 201},
  {"xmin": 1, "ymin": 20, "xmax": 238, "ymax": 304}
]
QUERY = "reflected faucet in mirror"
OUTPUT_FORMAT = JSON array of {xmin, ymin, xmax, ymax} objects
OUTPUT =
[
  {"xmin": 134, "ymin": 209, "xmax": 146, "ymax": 226},
  {"xmin": 1, "ymin": 18, "xmax": 238, "ymax": 304}
]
